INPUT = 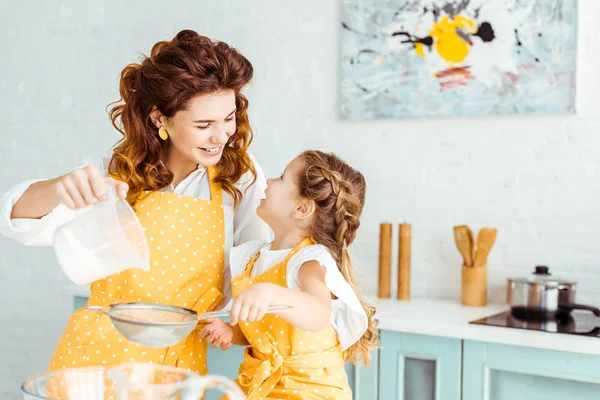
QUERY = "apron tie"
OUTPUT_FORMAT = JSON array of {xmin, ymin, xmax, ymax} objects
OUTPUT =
[{"xmin": 238, "ymin": 333, "xmax": 344, "ymax": 400}]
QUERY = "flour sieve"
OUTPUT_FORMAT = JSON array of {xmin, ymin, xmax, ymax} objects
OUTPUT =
[{"xmin": 85, "ymin": 302, "xmax": 291, "ymax": 348}]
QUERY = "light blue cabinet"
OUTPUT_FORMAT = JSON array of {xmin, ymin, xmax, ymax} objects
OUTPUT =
[
  {"xmin": 378, "ymin": 331, "xmax": 462, "ymax": 400},
  {"xmin": 205, "ymin": 346, "xmax": 244, "ymax": 400},
  {"xmin": 348, "ymin": 349, "xmax": 379, "ymax": 400},
  {"xmin": 73, "ymin": 295, "xmax": 87, "ymax": 310},
  {"xmin": 462, "ymin": 340, "xmax": 600, "ymax": 400}
]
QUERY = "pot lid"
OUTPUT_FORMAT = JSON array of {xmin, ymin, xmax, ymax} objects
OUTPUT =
[{"xmin": 507, "ymin": 266, "xmax": 577, "ymax": 286}]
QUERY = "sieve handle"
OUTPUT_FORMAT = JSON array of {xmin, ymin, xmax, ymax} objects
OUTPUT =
[
  {"xmin": 84, "ymin": 305, "xmax": 111, "ymax": 316},
  {"xmin": 200, "ymin": 305, "xmax": 292, "ymax": 320}
]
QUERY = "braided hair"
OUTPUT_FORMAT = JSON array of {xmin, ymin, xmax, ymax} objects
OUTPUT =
[{"xmin": 297, "ymin": 150, "xmax": 378, "ymax": 366}]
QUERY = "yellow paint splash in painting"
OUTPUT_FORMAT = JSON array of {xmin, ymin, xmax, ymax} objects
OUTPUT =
[
  {"xmin": 414, "ymin": 42, "xmax": 426, "ymax": 58},
  {"xmin": 425, "ymin": 15, "xmax": 477, "ymax": 63}
]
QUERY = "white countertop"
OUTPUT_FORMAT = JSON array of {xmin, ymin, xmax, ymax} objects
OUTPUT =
[
  {"xmin": 369, "ymin": 297, "xmax": 600, "ymax": 356},
  {"xmin": 64, "ymin": 285, "xmax": 600, "ymax": 356}
]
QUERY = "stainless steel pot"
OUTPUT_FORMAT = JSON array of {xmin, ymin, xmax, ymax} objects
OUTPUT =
[{"xmin": 507, "ymin": 266, "xmax": 600, "ymax": 321}]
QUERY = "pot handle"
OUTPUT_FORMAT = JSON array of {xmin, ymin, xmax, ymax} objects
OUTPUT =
[{"xmin": 559, "ymin": 303, "xmax": 600, "ymax": 317}]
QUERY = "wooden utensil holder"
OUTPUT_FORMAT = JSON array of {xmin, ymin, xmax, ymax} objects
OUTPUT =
[{"xmin": 461, "ymin": 264, "xmax": 487, "ymax": 306}]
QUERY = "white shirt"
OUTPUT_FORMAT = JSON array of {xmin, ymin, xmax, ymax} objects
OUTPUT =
[
  {"xmin": 0, "ymin": 154, "xmax": 273, "ymax": 304},
  {"xmin": 230, "ymin": 240, "xmax": 368, "ymax": 350}
]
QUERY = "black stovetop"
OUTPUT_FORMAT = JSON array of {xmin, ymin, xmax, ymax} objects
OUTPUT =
[{"xmin": 470, "ymin": 310, "xmax": 600, "ymax": 337}]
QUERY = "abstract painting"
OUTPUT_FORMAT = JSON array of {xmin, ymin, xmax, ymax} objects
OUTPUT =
[{"xmin": 340, "ymin": 0, "xmax": 578, "ymax": 119}]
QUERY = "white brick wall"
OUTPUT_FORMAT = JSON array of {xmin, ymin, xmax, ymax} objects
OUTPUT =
[{"xmin": 1, "ymin": 0, "xmax": 600, "ymax": 398}]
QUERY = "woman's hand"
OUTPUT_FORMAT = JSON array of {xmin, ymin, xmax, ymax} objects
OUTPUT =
[{"xmin": 52, "ymin": 165, "xmax": 129, "ymax": 209}]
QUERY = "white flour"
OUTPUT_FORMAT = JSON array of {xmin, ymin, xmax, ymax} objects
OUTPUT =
[{"xmin": 128, "ymin": 327, "xmax": 186, "ymax": 348}]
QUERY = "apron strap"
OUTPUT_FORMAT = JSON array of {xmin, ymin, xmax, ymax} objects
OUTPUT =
[
  {"xmin": 207, "ymin": 166, "xmax": 224, "ymax": 206},
  {"xmin": 240, "ymin": 238, "xmax": 316, "ymax": 277},
  {"xmin": 282, "ymin": 237, "xmax": 315, "ymax": 265},
  {"xmin": 243, "ymin": 251, "xmax": 260, "ymax": 274}
]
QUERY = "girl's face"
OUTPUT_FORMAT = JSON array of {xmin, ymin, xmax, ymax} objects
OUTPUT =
[
  {"xmin": 159, "ymin": 90, "xmax": 237, "ymax": 167},
  {"xmin": 257, "ymin": 156, "xmax": 305, "ymax": 229}
]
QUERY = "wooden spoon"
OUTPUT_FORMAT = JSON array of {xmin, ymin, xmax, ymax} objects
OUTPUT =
[
  {"xmin": 453, "ymin": 225, "xmax": 474, "ymax": 267},
  {"xmin": 474, "ymin": 228, "xmax": 497, "ymax": 268},
  {"xmin": 466, "ymin": 226, "xmax": 475, "ymax": 266}
]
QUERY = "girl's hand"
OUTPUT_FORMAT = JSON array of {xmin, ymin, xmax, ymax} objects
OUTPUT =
[
  {"xmin": 52, "ymin": 165, "xmax": 129, "ymax": 209},
  {"xmin": 199, "ymin": 318, "xmax": 234, "ymax": 350},
  {"xmin": 230, "ymin": 283, "xmax": 279, "ymax": 325}
]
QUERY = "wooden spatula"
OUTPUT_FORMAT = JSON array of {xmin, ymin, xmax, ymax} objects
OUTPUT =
[
  {"xmin": 474, "ymin": 228, "xmax": 497, "ymax": 268},
  {"xmin": 453, "ymin": 225, "xmax": 474, "ymax": 267},
  {"xmin": 466, "ymin": 226, "xmax": 475, "ymax": 266}
]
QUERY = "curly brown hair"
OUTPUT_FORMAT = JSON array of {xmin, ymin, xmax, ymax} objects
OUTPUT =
[
  {"xmin": 108, "ymin": 29, "xmax": 256, "ymax": 206},
  {"xmin": 297, "ymin": 150, "xmax": 379, "ymax": 366}
]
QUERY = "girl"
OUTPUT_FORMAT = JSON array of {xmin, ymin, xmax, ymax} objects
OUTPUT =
[
  {"xmin": 201, "ymin": 150, "xmax": 378, "ymax": 399},
  {"xmin": 0, "ymin": 30, "xmax": 271, "ymax": 374}
]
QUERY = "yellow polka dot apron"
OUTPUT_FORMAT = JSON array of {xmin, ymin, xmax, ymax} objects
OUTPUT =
[
  {"xmin": 48, "ymin": 165, "xmax": 225, "ymax": 375},
  {"xmin": 230, "ymin": 238, "xmax": 352, "ymax": 400}
]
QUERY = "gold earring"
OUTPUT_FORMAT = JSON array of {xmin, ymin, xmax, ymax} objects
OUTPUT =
[{"xmin": 158, "ymin": 127, "xmax": 169, "ymax": 141}]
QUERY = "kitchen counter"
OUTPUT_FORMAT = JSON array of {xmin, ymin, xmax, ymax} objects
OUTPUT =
[
  {"xmin": 65, "ymin": 284, "xmax": 600, "ymax": 356},
  {"xmin": 370, "ymin": 297, "xmax": 600, "ymax": 356}
]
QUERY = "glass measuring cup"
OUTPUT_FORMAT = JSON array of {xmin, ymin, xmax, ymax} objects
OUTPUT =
[{"xmin": 21, "ymin": 362, "xmax": 246, "ymax": 399}]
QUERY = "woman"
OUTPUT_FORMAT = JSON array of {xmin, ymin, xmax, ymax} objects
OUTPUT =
[{"xmin": 0, "ymin": 30, "xmax": 271, "ymax": 374}]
